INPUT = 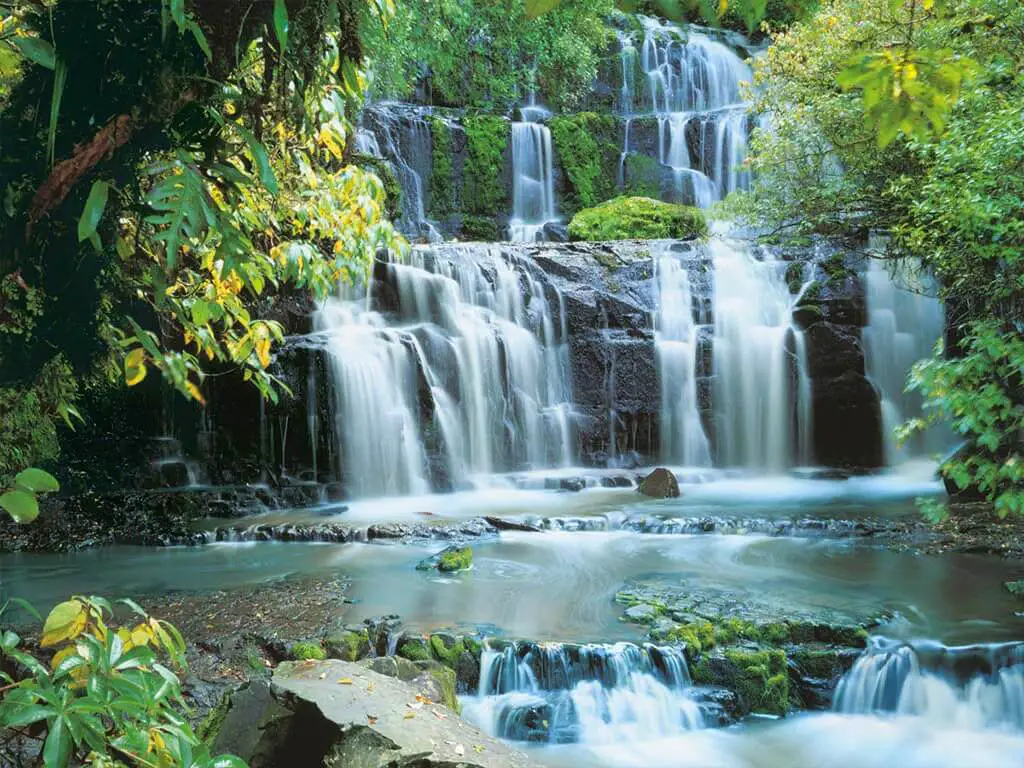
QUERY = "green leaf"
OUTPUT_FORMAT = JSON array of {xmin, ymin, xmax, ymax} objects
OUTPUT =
[
  {"xmin": 236, "ymin": 126, "xmax": 278, "ymax": 195},
  {"xmin": 0, "ymin": 490, "xmax": 40, "ymax": 524},
  {"xmin": 187, "ymin": 20, "xmax": 212, "ymax": 60},
  {"xmin": 77, "ymin": 181, "xmax": 110, "ymax": 242},
  {"xmin": 43, "ymin": 716, "xmax": 71, "ymax": 768},
  {"xmin": 11, "ymin": 36, "xmax": 56, "ymax": 69},
  {"xmin": 47, "ymin": 58, "xmax": 68, "ymax": 168},
  {"xmin": 4, "ymin": 703, "xmax": 54, "ymax": 728},
  {"xmin": 170, "ymin": 0, "xmax": 187, "ymax": 31},
  {"xmin": 14, "ymin": 468, "xmax": 59, "ymax": 493},
  {"xmin": 273, "ymin": 0, "xmax": 289, "ymax": 53}
]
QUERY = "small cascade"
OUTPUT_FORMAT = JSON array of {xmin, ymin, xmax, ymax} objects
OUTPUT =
[
  {"xmin": 361, "ymin": 105, "xmax": 441, "ymax": 242},
  {"xmin": 835, "ymin": 637, "xmax": 1024, "ymax": 730},
  {"xmin": 619, "ymin": 18, "xmax": 753, "ymax": 206},
  {"xmin": 862, "ymin": 254, "xmax": 947, "ymax": 463},
  {"xmin": 509, "ymin": 100, "xmax": 558, "ymax": 242},
  {"xmin": 654, "ymin": 246, "xmax": 712, "ymax": 467},
  {"xmin": 711, "ymin": 237, "xmax": 812, "ymax": 470},
  {"xmin": 315, "ymin": 243, "xmax": 574, "ymax": 497},
  {"xmin": 465, "ymin": 641, "xmax": 703, "ymax": 744}
]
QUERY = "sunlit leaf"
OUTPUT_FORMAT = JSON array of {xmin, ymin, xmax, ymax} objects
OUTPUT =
[
  {"xmin": 15, "ymin": 468, "xmax": 59, "ymax": 493},
  {"xmin": 0, "ymin": 490, "xmax": 39, "ymax": 524},
  {"xmin": 41, "ymin": 599, "xmax": 87, "ymax": 648},
  {"xmin": 77, "ymin": 180, "xmax": 110, "ymax": 243}
]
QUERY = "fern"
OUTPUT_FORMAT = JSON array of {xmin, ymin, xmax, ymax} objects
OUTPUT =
[{"xmin": 144, "ymin": 152, "xmax": 217, "ymax": 271}]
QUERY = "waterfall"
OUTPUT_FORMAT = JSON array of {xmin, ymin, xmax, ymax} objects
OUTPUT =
[
  {"xmin": 315, "ymin": 244, "xmax": 573, "ymax": 497},
  {"xmin": 711, "ymin": 237, "xmax": 812, "ymax": 470},
  {"xmin": 835, "ymin": 637, "xmax": 1024, "ymax": 730},
  {"xmin": 619, "ymin": 17, "xmax": 753, "ymax": 207},
  {"xmin": 361, "ymin": 105, "xmax": 442, "ymax": 242},
  {"xmin": 465, "ymin": 641, "xmax": 703, "ymax": 744},
  {"xmin": 655, "ymin": 245, "xmax": 712, "ymax": 467},
  {"xmin": 862, "ymin": 254, "xmax": 947, "ymax": 463},
  {"xmin": 509, "ymin": 101, "xmax": 558, "ymax": 242}
]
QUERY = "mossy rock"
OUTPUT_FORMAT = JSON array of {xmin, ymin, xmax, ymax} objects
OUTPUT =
[
  {"xmin": 460, "ymin": 215, "xmax": 502, "ymax": 241},
  {"xmin": 325, "ymin": 629, "xmax": 371, "ymax": 662},
  {"xmin": 622, "ymin": 153, "xmax": 662, "ymax": 199},
  {"xmin": 549, "ymin": 112, "xmax": 620, "ymax": 214},
  {"xmin": 418, "ymin": 661, "xmax": 462, "ymax": 714},
  {"xmin": 438, "ymin": 547, "xmax": 473, "ymax": 572},
  {"xmin": 428, "ymin": 115, "xmax": 454, "ymax": 217},
  {"xmin": 396, "ymin": 636, "xmax": 433, "ymax": 663},
  {"xmin": 429, "ymin": 633, "xmax": 466, "ymax": 667},
  {"xmin": 789, "ymin": 648, "xmax": 843, "ymax": 680},
  {"xmin": 290, "ymin": 641, "xmax": 326, "ymax": 661},
  {"xmin": 1005, "ymin": 580, "xmax": 1024, "ymax": 598},
  {"xmin": 463, "ymin": 115, "xmax": 509, "ymax": 216},
  {"xmin": 723, "ymin": 648, "xmax": 790, "ymax": 716},
  {"xmin": 568, "ymin": 196, "xmax": 707, "ymax": 242}
]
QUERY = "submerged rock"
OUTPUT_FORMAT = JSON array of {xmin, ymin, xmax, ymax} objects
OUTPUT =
[{"xmin": 638, "ymin": 467, "xmax": 681, "ymax": 498}]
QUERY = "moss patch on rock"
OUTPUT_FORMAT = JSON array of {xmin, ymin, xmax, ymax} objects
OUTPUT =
[
  {"xmin": 290, "ymin": 641, "xmax": 326, "ymax": 661},
  {"xmin": 428, "ymin": 116, "xmax": 454, "ymax": 217},
  {"xmin": 438, "ymin": 547, "xmax": 473, "ymax": 572},
  {"xmin": 568, "ymin": 196, "xmax": 707, "ymax": 242},
  {"xmin": 429, "ymin": 634, "xmax": 466, "ymax": 667},
  {"xmin": 724, "ymin": 648, "xmax": 790, "ymax": 716},
  {"xmin": 325, "ymin": 629, "xmax": 371, "ymax": 662},
  {"xmin": 464, "ymin": 115, "xmax": 508, "ymax": 217},
  {"xmin": 422, "ymin": 663, "xmax": 462, "ymax": 714},
  {"xmin": 460, "ymin": 214, "xmax": 502, "ymax": 241},
  {"xmin": 396, "ymin": 636, "xmax": 433, "ymax": 662},
  {"xmin": 622, "ymin": 153, "xmax": 661, "ymax": 198},
  {"xmin": 550, "ymin": 112, "xmax": 620, "ymax": 215}
]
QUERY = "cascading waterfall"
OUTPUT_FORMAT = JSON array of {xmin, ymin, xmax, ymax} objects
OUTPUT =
[
  {"xmin": 509, "ymin": 99, "xmax": 559, "ymax": 242},
  {"xmin": 464, "ymin": 641, "xmax": 704, "ymax": 744},
  {"xmin": 655, "ymin": 245, "xmax": 712, "ymax": 467},
  {"xmin": 360, "ymin": 105, "xmax": 441, "ymax": 242},
  {"xmin": 712, "ymin": 237, "xmax": 812, "ymax": 470},
  {"xmin": 835, "ymin": 637, "xmax": 1024, "ymax": 730},
  {"xmin": 315, "ymin": 243, "xmax": 574, "ymax": 497},
  {"xmin": 619, "ymin": 18, "xmax": 753, "ymax": 206},
  {"xmin": 862, "ymin": 254, "xmax": 948, "ymax": 463}
]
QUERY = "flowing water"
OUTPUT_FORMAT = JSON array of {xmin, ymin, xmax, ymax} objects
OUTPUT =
[
  {"xmin": 509, "ymin": 99, "xmax": 559, "ymax": 242},
  {"xmin": 620, "ymin": 18, "xmax": 754, "ymax": 206}
]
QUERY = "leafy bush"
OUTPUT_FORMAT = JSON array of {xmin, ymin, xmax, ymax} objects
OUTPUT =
[
  {"xmin": 568, "ymin": 197, "xmax": 707, "ymax": 242},
  {"xmin": 0, "ymin": 596, "xmax": 246, "ymax": 767}
]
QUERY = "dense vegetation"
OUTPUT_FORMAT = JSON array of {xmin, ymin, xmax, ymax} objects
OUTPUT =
[{"xmin": 726, "ymin": 0, "xmax": 1023, "ymax": 517}]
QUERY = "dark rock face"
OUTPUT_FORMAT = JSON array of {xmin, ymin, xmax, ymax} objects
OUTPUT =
[
  {"xmin": 638, "ymin": 467, "xmax": 681, "ymax": 498},
  {"xmin": 812, "ymin": 371, "xmax": 884, "ymax": 469}
]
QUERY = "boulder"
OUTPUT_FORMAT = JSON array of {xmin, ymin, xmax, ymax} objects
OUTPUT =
[
  {"xmin": 267, "ymin": 660, "xmax": 542, "ymax": 768},
  {"xmin": 416, "ymin": 545, "xmax": 473, "ymax": 572},
  {"xmin": 638, "ymin": 467, "xmax": 681, "ymax": 499}
]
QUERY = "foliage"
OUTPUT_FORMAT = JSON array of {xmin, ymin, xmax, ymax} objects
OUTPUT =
[
  {"xmin": 549, "ymin": 113, "xmax": 620, "ymax": 214},
  {"xmin": 463, "ymin": 115, "xmax": 509, "ymax": 217},
  {"xmin": 0, "ymin": 467, "xmax": 59, "ymax": 524},
  {"xmin": 0, "ymin": 596, "xmax": 246, "ymax": 767},
  {"xmin": 360, "ymin": 0, "xmax": 616, "ymax": 111},
  {"xmin": 623, "ymin": 153, "xmax": 663, "ymax": 199},
  {"xmin": 290, "ymin": 641, "xmax": 326, "ymax": 661},
  {"xmin": 900, "ymin": 323, "xmax": 1023, "ymax": 519},
  {"xmin": 568, "ymin": 196, "xmax": 707, "ymax": 241},
  {"xmin": 0, "ymin": 0, "xmax": 404, "ymax": 468},
  {"xmin": 726, "ymin": 0, "xmax": 1023, "ymax": 517}
]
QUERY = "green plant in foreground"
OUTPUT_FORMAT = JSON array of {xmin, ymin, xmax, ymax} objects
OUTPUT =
[
  {"xmin": 0, "ymin": 596, "xmax": 247, "ymax": 767},
  {"xmin": 568, "ymin": 197, "xmax": 708, "ymax": 242},
  {"xmin": 0, "ymin": 467, "xmax": 59, "ymax": 523}
]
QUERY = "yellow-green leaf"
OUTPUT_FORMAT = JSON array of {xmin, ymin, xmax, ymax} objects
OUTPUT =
[
  {"xmin": 41, "ymin": 599, "xmax": 87, "ymax": 648},
  {"xmin": 125, "ymin": 347, "xmax": 148, "ymax": 386},
  {"xmin": 0, "ymin": 490, "xmax": 39, "ymax": 524},
  {"xmin": 77, "ymin": 180, "xmax": 110, "ymax": 242},
  {"xmin": 11, "ymin": 35, "xmax": 55, "ymax": 70},
  {"xmin": 273, "ymin": 0, "xmax": 289, "ymax": 53}
]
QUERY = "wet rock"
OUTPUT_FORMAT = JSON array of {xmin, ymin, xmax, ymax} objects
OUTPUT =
[
  {"xmin": 638, "ymin": 467, "xmax": 680, "ymax": 498},
  {"xmin": 484, "ymin": 516, "xmax": 542, "ymax": 532},
  {"xmin": 623, "ymin": 603, "xmax": 662, "ymax": 624},
  {"xmin": 234, "ymin": 660, "xmax": 543, "ymax": 768}
]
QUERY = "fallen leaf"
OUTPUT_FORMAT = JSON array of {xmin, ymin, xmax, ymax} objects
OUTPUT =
[
  {"xmin": 403, "ymin": 712, "xmax": 416, "ymax": 719},
  {"xmin": 338, "ymin": 678, "xmax": 353, "ymax": 685},
  {"xmin": 366, "ymin": 683, "xmax": 374, "ymax": 692},
  {"xmin": 473, "ymin": 745, "xmax": 486, "ymax": 753}
]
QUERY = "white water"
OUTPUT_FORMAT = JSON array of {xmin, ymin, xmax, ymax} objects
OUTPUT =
[
  {"xmin": 654, "ymin": 245, "xmax": 712, "ymax": 466},
  {"xmin": 711, "ymin": 236, "xmax": 812, "ymax": 470},
  {"xmin": 510, "ymin": 100, "xmax": 559, "ymax": 242},
  {"xmin": 465, "ymin": 642, "xmax": 703, "ymax": 744},
  {"xmin": 620, "ymin": 18, "xmax": 753, "ymax": 206},
  {"xmin": 862, "ymin": 255, "xmax": 948, "ymax": 463},
  {"xmin": 316, "ymin": 244, "xmax": 573, "ymax": 497}
]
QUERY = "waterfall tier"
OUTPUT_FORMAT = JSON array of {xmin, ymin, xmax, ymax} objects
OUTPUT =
[
  {"xmin": 464, "ymin": 641, "xmax": 704, "ymax": 744},
  {"xmin": 835, "ymin": 637, "xmax": 1024, "ymax": 730}
]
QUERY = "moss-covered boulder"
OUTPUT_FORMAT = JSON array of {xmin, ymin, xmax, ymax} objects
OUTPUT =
[
  {"xmin": 417, "ymin": 545, "xmax": 473, "ymax": 572},
  {"xmin": 568, "ymin": 196, "xmax": 707, "ymax": 242},
  {"xmin": 723, "ymin": 648, "xmax": 790, "ymax": 716},
  {"xmin": 325, "ymin": 629, "xmax": 371, "ymax": 662},
  {"xmin": 289, "ymin": 641, "xmax": 326, "ymax": 661}
]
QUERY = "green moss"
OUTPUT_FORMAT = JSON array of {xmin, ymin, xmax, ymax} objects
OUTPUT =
[
  {"xmin": 290, "ymin": 641, "xmax": 326, "ymax": 661},
  {"xmin": 690, "ymin": 657, "xmax": 714, "ymax": 685},
  {"xmin": 789, "ymin": 649, "xmax": 840, "ymax": 679},
  {"xmin": 822, "ymin": 252, "xmax": 854, "ymax": 282},
  {"xmin": 463, "ymin": 115, "xmax": 509, "ymax": 217},
  {"xmin": 429, "ymin": 116, "xmax": 454, "ymax": 217},
  {"xmin": 325, "ymin": 629, "xmax": 370, "ymax": 662},
  {"xmin": 425, "ymin": 665, "xmax": 462, "ymax": 714},
  {"xmin": 784, "ymin": 262, "xmax": 806, "ymax": 294},
  {"xmin": 622, "ymin": 153, "xmax": 662, "ymax": 199},
  {"xmin": 196, "ymin": 689, "xmax": 232, "ymax": 743},
  {"xmin": 397, "ymin": 637, "xmax": 433, "ymax": 662},
  {"xmin": 460, "ymin": 215, "xmax": 502, "ymax": 241},
  {"xmin": 1005, "ymin": 580, "xmax": 1024, "ymax": 598},
  {"xmin": 724, "ymin": 649, "xmax": 790, "ymax": 716},
  {"xmin": 549, "ymin": 112, "xmax": 620, "ymax": 215},
  {"xmin": 354, "ymin": 153, "xmax": 401, "ymax": 221},
  {"xmin": 662, "ymin": 621, "xmax": 717, "ymax": 654},
  {"xmin": 568, "ymin": 197, "xmax": 707, "ymax": 242},
  {"xmin": 464, "ymin": 636, "xmax": 484, "ymax": 658},
  {"xmin": 429, "ymin": 634, "xmax": 466, "ymax": 667},
  {"xmin": 760, "ymin": 623, "xmax": 792, "ymax": 645},
  {"xmin": 438, "ymin": 547, "xmax": 473, "ymax": 572}
]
